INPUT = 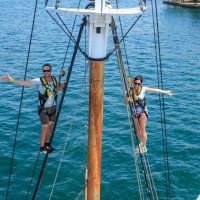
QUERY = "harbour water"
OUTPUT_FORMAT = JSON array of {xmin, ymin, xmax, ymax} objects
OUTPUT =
[{"xmin": 0, "ymin": 0, "xmax": 200, "ymax": 199}]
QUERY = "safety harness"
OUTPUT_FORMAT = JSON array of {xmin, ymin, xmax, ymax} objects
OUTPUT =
[
  {"xmin": 38, "ymin": 76, "xmax": 58, "ymax": 116},
  {"xmin": 129, "ymin": 86, "xmax": 148, "ymax": 118}
]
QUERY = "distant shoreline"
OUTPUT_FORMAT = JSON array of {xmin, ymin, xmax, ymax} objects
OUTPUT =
[{"xmin": 163, "ymin": 0, "xmax": 200, "ymax": 8}]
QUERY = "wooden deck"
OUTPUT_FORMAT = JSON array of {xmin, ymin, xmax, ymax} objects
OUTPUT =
[{"xmin": 163, "ymin": 0, "xmax": 200, "ymax": 8}]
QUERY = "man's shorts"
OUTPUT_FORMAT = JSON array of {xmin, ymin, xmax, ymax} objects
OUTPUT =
[{"xmin": 38, "ymin": 106, "xmax": 56, "ymax": 125}]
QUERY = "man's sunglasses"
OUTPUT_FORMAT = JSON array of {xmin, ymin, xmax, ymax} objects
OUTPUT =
[{"xmin": 43, "ymin": 70, "xmax": 51, "ymax": 72}]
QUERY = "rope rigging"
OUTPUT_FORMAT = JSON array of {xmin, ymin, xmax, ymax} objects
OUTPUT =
[
  {"xmin": 113, "ymin": 27, "xmax": 145, "ymax": 199},
  {"xmin": 44, "ymin": 3, "xmax": 91, "ymax": 61},
  {"xmin": 49, "ymin": 25, "xmax": 90, "ymax": 198},
  {"xmin": 48, "ymin": 62, "xmax": 90, "ymax": 200},
  {"xmin": 32, "ymin": 16, "xmax": 87, "ymax": 200},
  {"xmin": 26, "ymin": 152, "xmax": 40, "ymax": 200},
  {"xmin": 115, "ymin": 0, "xmax": 138, "ymax": 77},
  {"xmin": 83, "ymin": 23, "xmax": 89, "ymax": 200},
  {"xmin": 111, "ymin": 15, "xmax": 158, "ymax": 200},
  {"xmin": 48, "ymin": 14, "xmax": 89, "ymax": 200},
  {"xmin": 57, "ymin": 13, "xmax": 78, "ymax": 84},
  {"xmin": 6, "ymin": 0, "xmax": 171, "ymax": 199},
  {"xmin": 26, "ymin": 1, "xmax": 87, "ymax": 199},
  {"xmin": 111, "ymin": 0, "xmax": 172, "ymax": 199},
  {"xmin": 6, "ymin": 0, "xmax": 39, "ymax": 199},
  {"xmin": 150, "ymin": 0, "xmax": 171, "ymax": 198},
  {"xmin": 45, "ymin": 10, "xmax": 77, "ymax": 45},
  {"xmin": 26, "ymin": 14, "xmax": 79, "ymax": 200},
  {"xmin": 25, "ymin": 1, "xmax": 87, "ymax": 198}
]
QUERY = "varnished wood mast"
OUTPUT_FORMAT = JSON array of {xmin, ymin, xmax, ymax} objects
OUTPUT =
[{"xmin": 87, "ymin": 61, "xmax": 104, "ymax": 200}]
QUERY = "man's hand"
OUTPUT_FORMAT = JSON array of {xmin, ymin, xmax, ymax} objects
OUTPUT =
[
  {"xmin": 1, "ymin": 74, "xmax": 14, "ymax": 82},
  {"xmin": 57, "ymin": 83, "xmax": 65, "ymax": 91}
]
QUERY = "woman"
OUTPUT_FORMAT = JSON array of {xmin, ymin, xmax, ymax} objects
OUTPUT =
[{"xmin": 127, "ymin": 75, "xmax": 173, "ymax": 154}]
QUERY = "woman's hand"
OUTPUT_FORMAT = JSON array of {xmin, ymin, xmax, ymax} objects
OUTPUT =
[{"xmin": 165, "ymin": 90, "xmax": 173, "ymax": 96}]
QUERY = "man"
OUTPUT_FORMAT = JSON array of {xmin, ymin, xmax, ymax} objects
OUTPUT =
[{"xmin": 1, "ymin": 63, "xmax": 64, "ymax": 154}]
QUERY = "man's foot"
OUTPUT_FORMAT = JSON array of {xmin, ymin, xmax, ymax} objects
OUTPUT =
[
  {"xmin": 40, "ymin": 147, "xmax": 47, "ymax": 154},
  {"xmin": 45, "ymin": 145, "xmax": 55, "ymax": 154}
]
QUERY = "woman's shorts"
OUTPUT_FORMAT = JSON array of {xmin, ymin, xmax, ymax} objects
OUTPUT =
[
  {"xmin": 38, "ymin": 106, "xmax": 56, "ymax": 125},
  {"xmin": 135, "ymin": 111, "xmax": 148, "ymax": 119}
]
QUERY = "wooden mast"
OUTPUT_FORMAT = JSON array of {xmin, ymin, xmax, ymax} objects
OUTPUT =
[
  {"xmin": 87, "ymin": 61, "xmax": 104, "ymax": 200},
  {"xmin": 87, "ymin": 1, "xmax": 107, "ymax": 199}
]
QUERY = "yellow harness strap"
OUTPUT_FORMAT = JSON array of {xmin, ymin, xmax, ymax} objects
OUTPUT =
[
  {"xmin": 41, "ymin": 76, "xmax": 57, "ymax": 97},
  {"xmin": 129, "ymin": 86, "xmax": 142, "ymax": 102}
]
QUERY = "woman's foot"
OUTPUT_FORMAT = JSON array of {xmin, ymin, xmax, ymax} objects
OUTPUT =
[{"xmin": 135, "ymin": 144, "xmax": 147, "ymax": 154}]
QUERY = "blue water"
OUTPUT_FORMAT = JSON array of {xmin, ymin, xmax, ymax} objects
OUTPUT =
[{"xmin": 0, "ymin": 0, "xmax": 200, "ymax": 199}]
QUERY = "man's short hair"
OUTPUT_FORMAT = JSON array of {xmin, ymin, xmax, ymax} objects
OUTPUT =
[{"xmin": 42, "ymin": 63, "xmax": 52, "ymax": 70}]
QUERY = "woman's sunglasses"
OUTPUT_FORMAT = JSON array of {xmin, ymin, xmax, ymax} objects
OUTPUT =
[{"xmin": 134, "ymin": 82, "xmax": 141, "ymax": 86}]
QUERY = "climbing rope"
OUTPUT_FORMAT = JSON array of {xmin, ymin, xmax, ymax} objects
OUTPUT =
[
  {"xmin": 49, "ymin": 25, "xmax": 90, "ymax": 196},
  {"xmin": 6, "ymin": 0, "xmax": 39, "ymax": 199},
  {"xmin": 113, "ymin": 0, "xmax": 171, "ymax": 199},
  {"xmin": 58, "ymin": 13, "xmax": 78, "ymax": 84},
  {"xmin": 115, "ymin": 0, "xmax": 131, "ymax": 76},
  {"xmin": 111, "ymin": 15, "xmax": 158, "ymax": 200},
  {"xmin": 45, "ymin": 5, "xmax": 89, "ymax": 61},
  {"xmin": 114, "ymin": 38, "xmax": 145, "ymax": 199},
  {"xmin": 45, "ymin": 10, "xmax": 77, "ymax": 44},
  {"xmin": 48, "ymin": 63, "xmax": 89, "ymax": 199},
  {"xmin": 32, "ymin": 16, "xmax": 87, "ymax": 200},
  {"xmin": 26, "ymin": 13, "xmax": 80, "ymax": 200},
  {"xmin": 150, "ymin": 0, "xmax": 171, "ymax": 198},
  {"xmin": 26, "ymin": 1, "xmax": 85, "ymax": 198},
  {"xmin": 143, "ymin": 155, "xmax": 158, "ymax": 200},
  {"xmin": 111, "ymin": 17, "xmax": 147, "ymax": 199},
  {"xmin": 108, "ymin": 14, "xmax": 143, "ymax": 60},
  {"xmin": 83, "ymin": 22, "xmax": 89, "ymax": 197},
  {"xmin": 126, "ymin": 106, "xmax": 145, "ymax": 200},
  {"xmin": 26, "ymin": 152, "xmax": 40, "ymax": 200},
  {"xmin": 27, "ymin": 1, "xmax": 86, "ymax": 198}
]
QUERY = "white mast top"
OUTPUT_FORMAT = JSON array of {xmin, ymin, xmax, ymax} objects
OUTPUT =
[{"xmin": 46, "ymin": 0, "xmax": 146, "ymax": 59}]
